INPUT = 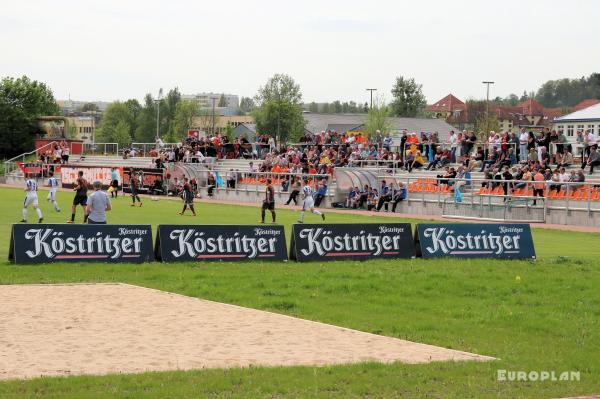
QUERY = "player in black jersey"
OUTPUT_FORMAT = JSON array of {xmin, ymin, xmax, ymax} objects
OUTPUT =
[
  {"xmin": 260, "ymin": 178, "xmax": 276, "ymax": 223},
  {"xmin": 178, "ymin": 179, "xmax": 196, "ymax": 216},
  {"xmin": 68, "ymin": 171, "xmax": 88, "ymax": 223}
]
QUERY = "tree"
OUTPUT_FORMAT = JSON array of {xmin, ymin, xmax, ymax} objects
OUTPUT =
[
  {"xmin": 390, "ymin": 76, "xmax": 427, "ymax": 117},
  {"xmin": 332, "ymin": 100, "xmax": 343, "ymax": 113},
  {"xmin": 535, "ymin": 73, "xmax": 600, "ymax": 107},
  {"xmin": 239, "ymin": 96, "xmax": 255, "ymax": 114},
  {"xmin": 96, "ymin": 101, "xmax": 136, "ymax": 145},
  {"xmin": 252, "ymin": 73, "xmax": 305, "ymax": 143},
  {"xmin": 170, "ymin": 99, "xmax": 200, "ymax": 141},
  {"xmin": 504, "ymin": 94, "xmax": 519, "ymax": 106},
  {"xmin": 308, "ymin": 102, "xmax": 319, "ymax": 113},
  {"xmin": 363, "ymin": 102, "xmax": 369, "ymax": 113},
  {"xmin": 320, "ymin": 103, "xmax": 330, "ymax": 113},
  {"xmin": 364, "ymin": 96, "xmax": 391, "ymax": 136},
  {"xmin": 474, "ymin": 112, "xmax": 500, "ymax": 140},
  {"xmin": 0, "ymin": 75, "xmax": 59, "ymax": 157},
  {"xmin": 78, "ymin": 102, "xmax": 100, "ymax": 112},
  {"xmin": 218, "ymin": 93, "xmax": 227, "ymax": 107},
  {"xmin": 134, "ymin": 94, "xmax": 157, "ymax": 142}
]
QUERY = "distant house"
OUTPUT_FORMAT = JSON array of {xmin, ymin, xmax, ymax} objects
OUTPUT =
[
  {"xmin": 573, "ymin": 99, "xmax": 600, "ymax": 112},
  {"xmin": 303, "ymin": 113, "xmax": 457, "ymax": 141},
  {"xmin": 553, "ymin": 103, "xmax": 600, "ymax": 142},
  {"xmin": 427, "ymin": 94, "xmax": 567, "ymax": 133}
]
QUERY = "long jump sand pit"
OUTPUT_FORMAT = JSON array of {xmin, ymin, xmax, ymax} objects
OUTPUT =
[{"xmin": 0, "ymin": 283, "xmax": 493, "ymax": 380}]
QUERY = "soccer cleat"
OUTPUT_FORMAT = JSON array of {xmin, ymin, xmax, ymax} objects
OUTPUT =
[
  {"xmin": 38, "ymin": 218, "xmax": 43, "ymax": 223},
  {"xmin": 321, "ymin": 213, "xmax": 326, "ymax": 221},
  {"xmin": 297, "ymin": 220, "xmax": 303, "ymax": 224},
  {"xmin": 20, "ymin": 219, "xmax": 26, "ymax": 223},
  {"xmin": 139, "ymin": 203, "xmax": 143, "ymax": 207},
  {"xmin": 130, "ymin": 204, "xmax": 135, "ymax": 207},
  {"xmin": 67, "ymin": 220, "xmax": 74, "ymax": 224}
]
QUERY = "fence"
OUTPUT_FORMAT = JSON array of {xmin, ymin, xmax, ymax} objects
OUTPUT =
[
  {"xmin": 82, "ymin": 143, "xmax": 119, "ymax": 156},
  {"xmin": 372, "ymin": 173, "xmax": 600, "ymax": 218}
]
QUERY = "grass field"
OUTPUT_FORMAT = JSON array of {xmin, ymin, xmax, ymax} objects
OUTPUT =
[{"xmin": 0, "ymin": 186, "xmax": 599, "ymax": 398}]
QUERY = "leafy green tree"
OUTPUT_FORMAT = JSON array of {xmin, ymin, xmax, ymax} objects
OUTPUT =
[
  {"xmin": 78, "ymin": 102, "xmax": 100, "ymax": 112},
  {"xmin": 341, "ymin": 102, "xmax": 349, "ymax": 113},
  {"xmin": 308, "ymin": 102, "xmax": 319, "ymax": 113},
  {"xmin": 112, "ymin": 120, "xmax": 132, "ymax": 147},
  {"xmin": 348, "ymin": 101, "xmax": 358, "ymax": 113},
  {"xmin": 390, "ymin": 76, "xmax": 427, "ymax": 117},
  {"xmin": 135, "ymin": 94, "xmax": 157, "ymax": 142},
  {"xmin": 170, "ymin": 99, "xmax": 200, "ymax": 140},
  {"xmin": 0, "ymin": 75, "xmax": 59, "ymax": 157},
  {"xmin": 218, "ymin": 93, "xmax": 227, "ymax": 107},
  {"xmin": 225, "ymin": 123, "xmax": 235, "ymax": 142},
  {"xmin": 504, "ymin": 94, "xmax": 519, "ymax": 106},
  {"xmin": 363, "ymin": 102, "xmax": 369, "ymax": 113},
  {"xmin": 239, "ymin": 97, "xmax": 255, "ymax": 114},
  {"xmin": 332, "ymin": 100, "xmax": 343, "ymax": 113},
  {"xmin": 252, "ymin": 73, "xmax": 305, "ymax": 144},
  {"xmin": 364, "ymin": 96, "xmax": 391, "ymax": 136},
  {"xmin": 320, "ymin": 103, "xmax": 330, "ymax": 113},
  {"xmin": 96, "ymin": 101, "xmax": 136, "ymax": 145}
]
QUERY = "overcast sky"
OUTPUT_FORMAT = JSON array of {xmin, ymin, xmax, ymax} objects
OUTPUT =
[{"xmin": 2, "ymin": 0, "xmax": 599, "ymax": 104}]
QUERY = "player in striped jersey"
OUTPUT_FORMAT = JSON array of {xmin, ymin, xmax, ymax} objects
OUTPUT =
[
  {"xmin": 21, "ymin": 179, "xmax": 43, "ymax": 223},
  {"xmin": 46, "ymin": 171, "xmax": 61, "ymax": 212},
  {"xmin": 297, "ymin": 185, "xmax": 325, "ymax": 224}
]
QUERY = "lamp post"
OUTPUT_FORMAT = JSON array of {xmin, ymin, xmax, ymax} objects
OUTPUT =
[
  {"xmin": 155, "ymin": 89, "xmax": 163, "ymax": 140},
  {"xmin": 366, "ymin": 88, "xmax": 377, "ymax": 109},
  {"xmin": 482, "ymin": 81, "xmax": 494, "ymax": 136}
]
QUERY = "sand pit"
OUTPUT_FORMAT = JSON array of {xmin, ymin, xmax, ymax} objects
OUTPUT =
[{"xmin": 0, "ymin": 283, "xmax": 493, "ymax": 380}]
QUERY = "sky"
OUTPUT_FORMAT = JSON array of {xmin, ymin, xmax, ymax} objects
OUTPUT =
[{"xmin": 1, "ymin": 0, "xmax": 599, "ymax": 105}]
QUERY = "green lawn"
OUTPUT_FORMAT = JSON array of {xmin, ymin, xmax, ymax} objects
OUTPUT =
[{"xmin": 0, "ymin": 187, "xmax": 599, "ymax": 398}]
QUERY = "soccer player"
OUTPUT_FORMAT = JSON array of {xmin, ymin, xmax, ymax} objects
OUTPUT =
[
  {"xmin": 46, "ymin": 171, "xmax": 61, "ymax": 212},
  {"xmin": 260, "ymin": 178, "xmax": 276, "ymax": 223},
  {"xmin": 129, "ymin": 169, "xmax": 143, "ymax": 207},
  {"xmin": 68, "ymin": 171, "xmax": 88, "ymax": 223},
  {"xmin": 178, "ymin": 179, "xmax": 196, "ymax": 216},
  {"xmin": 21, "ymin": 178, "xmax": 43, "ymax": 223},
  {"xmin": 297, "ymin": 184, "xmax": 325, "ymax": 223}
]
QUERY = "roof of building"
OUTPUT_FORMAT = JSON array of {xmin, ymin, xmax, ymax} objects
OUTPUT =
[
  {"xmin": 232, "ymin": 123, "xmax": 257, "ymax": 137},
  {"xmin": 303, "ymin": 113, "xmax": 457, "ymax": 139},
  {"xmin": 517, "ymin": 99, "xmax": 546, "ymax": 116},
  {"xmin": 554, "ymin": 103, "xmax": 600, "ymax": 122},
  {"xmin": 425, "ymin": 94, "xmax": 466, "ymax": 113},
  {"xmin": 573, "ymin": 99, "xmax": 600, "ymax": 112}
]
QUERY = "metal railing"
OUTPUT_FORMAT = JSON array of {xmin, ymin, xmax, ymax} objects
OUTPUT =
[
  {"xmin": 3, "ymin": 141, "xmax": 62, "ymax": 177},
  {"xmin": 82, "ymin": 142, "xmax": 119, "ymax": 156},
  {"xmin": 371, "ymin": 173, "xmax": 600, "ymax": 218}
]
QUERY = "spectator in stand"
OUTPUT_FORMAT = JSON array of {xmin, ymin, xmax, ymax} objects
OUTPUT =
[
  {"xmin": 583, "ymin": 147, "xmax": 600, "ymax": 174},
  {"xmin": 532, "ymin": 169, "xmax": 545, "ymax": 205},
  {"xmin": 519, "ymin": 129, "xmax": 529, "ymax": 163},
  {"xmin": 557, "ymin": 148, "xmax": 573, "ymax": 167},
  {"xmin": 582, "ymin": 129, "xmax": 597, "ymax": 168},
  {"xmin": 448, "ymin": 130, "xmax": 457, "ymax": 163}
]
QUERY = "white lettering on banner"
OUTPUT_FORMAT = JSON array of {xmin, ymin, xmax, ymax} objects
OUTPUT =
[
  {"xmin": 253, "ymin": 228, "xmax": 281, "ymax": 236},
  {"xmin": 423, "ymin": 227, "xmax": 522, "ymax": 255},
  {"xmin": 24, "ymin": 229, "xmax": 144, "ymax": 259},
  {"xmin": 298, "ymin": 228, "xmax": 402, "ymax": 257},
  {"xmin": 378, "ymin": 226, "xmax": 405, "ymax": 234},
  {"xmin": 168, "ymin": 229, "xmax": 278, "ymax": 259}
]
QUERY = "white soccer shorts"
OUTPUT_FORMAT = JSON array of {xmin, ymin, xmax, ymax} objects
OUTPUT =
[{"xmin": 24, "ymin": 194, "xmax": 39, "ymax": 207}]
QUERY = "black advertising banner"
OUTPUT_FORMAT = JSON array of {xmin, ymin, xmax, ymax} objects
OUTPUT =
[
  {"xmin": 9, "ymin": 224, "xmax": 154, "ymax": 264},
  {"xmin": 289, "ymin": 223, "xmax": 416, "ymax": 262},
  {"xmin": 155, "ymin": 225, "xmax": 288, "ymax": 262},
  {"xmin": 415, "ymin": 223, "xmax": 536, "ymax": 259}
]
